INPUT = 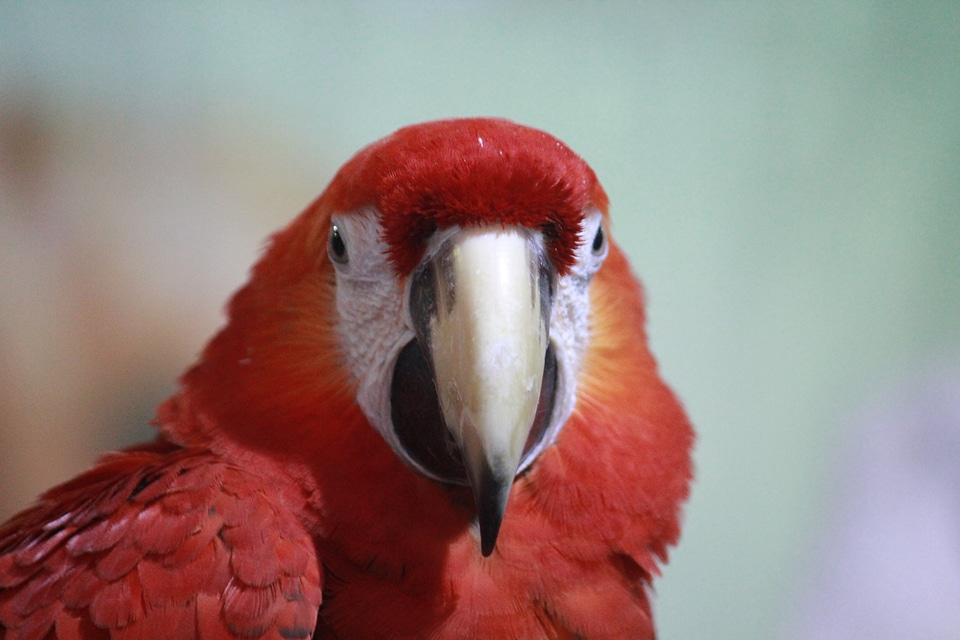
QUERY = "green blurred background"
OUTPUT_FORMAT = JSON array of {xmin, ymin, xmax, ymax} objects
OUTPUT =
[{"xmin": 1, "ymin": 3, "xmax": 958, "ymax": 638}]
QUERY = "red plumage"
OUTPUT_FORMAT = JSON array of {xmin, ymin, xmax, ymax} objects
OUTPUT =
[
  {"xmin": 0, "ymin": 443, "xmax": 320, "ymax": 640},
  {"xmin": 0, "ymin": 118, "xmax": 693, "ymax": 639},
  {"xmin": 325, "ymin": 118, "xmax": 606, "ymax": 275}
]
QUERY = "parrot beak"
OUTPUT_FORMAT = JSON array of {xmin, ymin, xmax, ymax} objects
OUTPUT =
[{"xmin": 409, "ymin": 226, "xmax": 552, "ymax": 556}]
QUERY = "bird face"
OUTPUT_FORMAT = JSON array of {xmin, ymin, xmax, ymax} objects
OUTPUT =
[
  {"xmin": 328, "ymin": 204, "xmax": 609, "ymax": 555},
  {"xmin": 175, "ymin": 118, "xmax": 620, "ymax": 558}
]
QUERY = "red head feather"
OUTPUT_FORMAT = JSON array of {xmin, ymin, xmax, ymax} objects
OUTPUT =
[{"xmin": 322, "ymin": 118, "xmax": 609, "ymax": 275}]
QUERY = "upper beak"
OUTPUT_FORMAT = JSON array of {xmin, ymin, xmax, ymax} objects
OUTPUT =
[{"xmin": 409, "ymin": 226, "xmax": 552, "ymax": 556}]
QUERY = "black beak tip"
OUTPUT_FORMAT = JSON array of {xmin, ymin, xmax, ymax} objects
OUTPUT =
[
  {"xmin": 472, "ymin": 462, "xmax": 511, "ymax": 558},
  {"xmin": 479, "ymin": 517, "xmax": 502, "ymax": 557}
]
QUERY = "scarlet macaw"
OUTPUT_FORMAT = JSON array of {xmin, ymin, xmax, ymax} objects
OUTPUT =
[{"xmin": 0, "ymin": 118, "xmax": 693, "ymax": 639}]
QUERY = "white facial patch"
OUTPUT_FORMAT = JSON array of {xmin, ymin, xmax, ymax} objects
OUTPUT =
[{"xmin": 328, "ymin": 210, "xmax": 414, "ymax": 453}]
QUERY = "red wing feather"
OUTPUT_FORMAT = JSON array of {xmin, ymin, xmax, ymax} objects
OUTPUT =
[{"xmin": 0, "ymin": 444, "xmax": 321, "ymax": 640}]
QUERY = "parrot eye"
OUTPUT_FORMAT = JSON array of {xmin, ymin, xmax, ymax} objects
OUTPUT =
[
  {"xmin": 329, "ymin": 224, "xmax": 349, "ymax": 264},
  {"xmin": 590, "ymin": 224, "xmax": 606, "ymax": 256}
]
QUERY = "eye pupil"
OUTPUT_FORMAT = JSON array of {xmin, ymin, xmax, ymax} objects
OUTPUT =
[
  {"xmin": 330, "ymin": 224, "xmax": 348, "ymax": 263},
  {"xmin": 591, "ymin": 225, "xmax": 605, "ymax": 254}
]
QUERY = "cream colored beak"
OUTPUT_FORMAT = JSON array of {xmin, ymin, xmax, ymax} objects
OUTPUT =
[{"xmin": 411, "ymin": 226, "xmax": 551, "ymax": 556}]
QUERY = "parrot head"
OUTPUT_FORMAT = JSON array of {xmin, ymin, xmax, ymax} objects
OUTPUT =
[
  {"xmin": 167, "ymin": 118, "xmax": 671, "ymax": 559},
  {"xmin": 319, "ymin": 119, "xmax": 611, "ymax": 556}
]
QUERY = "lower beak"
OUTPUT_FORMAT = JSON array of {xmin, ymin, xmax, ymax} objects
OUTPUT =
[{"xmin": 410, "ymin": 226, "xmax": 551, "ymax": 556}]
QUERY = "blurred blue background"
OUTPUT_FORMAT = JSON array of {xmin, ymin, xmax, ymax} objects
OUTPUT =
[{"xmin": 1, "ymin": 3, "xmax": 958, "ymax": 638}]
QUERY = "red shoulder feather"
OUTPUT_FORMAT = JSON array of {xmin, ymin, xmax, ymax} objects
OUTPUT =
[{"xmin": 0, "ymin": 443, "xmax": 321, "ymax": 640}]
